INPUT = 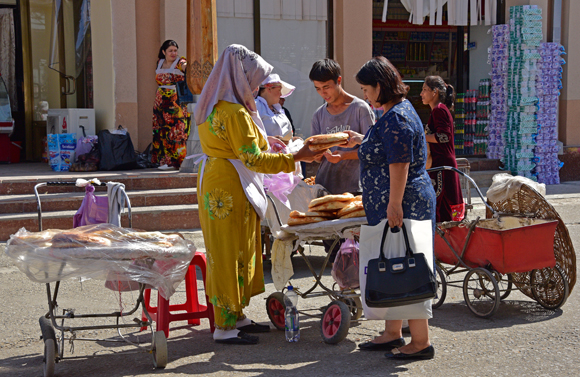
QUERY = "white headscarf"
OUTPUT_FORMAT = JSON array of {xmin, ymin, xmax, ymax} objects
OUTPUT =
[{"xmin": 194, "ymin": 45, "xmax": 273, "ymax": 126}]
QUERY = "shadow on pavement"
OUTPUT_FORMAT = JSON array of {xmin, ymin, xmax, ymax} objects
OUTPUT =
[{"xmin": 430, "ymin": 299, "xmax": 564, "ymax": 332}]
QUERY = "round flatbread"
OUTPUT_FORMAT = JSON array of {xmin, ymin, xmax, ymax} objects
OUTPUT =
[
  {"xmin": 306, "ymin": 132, "xmax": 349, "ymax": 145},
  {"xmin": 309, "ymin": 201, "xmax": 350, "ymax": 212},
  {"xmin": 289, "ymin": 210, "xmax": 336, "ymax": 219},
  {"xmin": 337, "ymin": 201, "xmax": 364, "ymax": 217},
  {"xmin": 51, "ymin": 232, "xmax": 112, "ymax": 248},
  {"xmin": 340, "ymin": 209, "xmax": 366, "ymax": 219},
  {"xmin": 287, "ymin": 216, "xmax": 328, "ymax": 226},
  {"xmin": 309, "ymin": 140, "xmax": 349, "ymax": 152},
  {"xmin": 309, "ymin": 193, "xmax": 354, "ymax": 208}
]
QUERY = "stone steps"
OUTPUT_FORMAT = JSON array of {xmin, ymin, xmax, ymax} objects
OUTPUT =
[{"xmin": 0, "ymin": 171, "xmax": 201, "ymax": 241}]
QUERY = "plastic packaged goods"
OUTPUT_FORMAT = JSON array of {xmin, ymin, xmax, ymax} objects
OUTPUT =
[
  {"xmin": 284, "ymin": 286, "xmax": 300, "ymax": 342},
  {"xmin": 5, "ymin": 223, "xmax": 195, "ymax": 299}
]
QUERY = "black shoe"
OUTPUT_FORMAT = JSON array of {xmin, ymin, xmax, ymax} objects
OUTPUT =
[
  {"xmin": 215, "ymin": 331, "xmax": 259, "ymax": 345},
  {"xmin": 385, "ymin": 345, "xmax": 435, "ymax": 360},
  {"xmin": 358, "ymin": 337, "xmax": 406, "ymax": 351},
  {"xmin": 237, "ymin": 321, "xmax": 270, "ymax": 333}
]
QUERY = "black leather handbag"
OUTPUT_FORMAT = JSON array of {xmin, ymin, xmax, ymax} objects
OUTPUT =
[{"xmin": 365, "ymin": 222, "xmax": 437, "ymax": 308}]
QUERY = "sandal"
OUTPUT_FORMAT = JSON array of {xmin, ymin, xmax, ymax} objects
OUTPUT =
[{"xmin": 214, "ymin": 331, "xmax": 259, "ymax": 345}]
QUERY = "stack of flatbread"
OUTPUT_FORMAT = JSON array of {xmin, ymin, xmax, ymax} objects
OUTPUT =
[
  {"xmin": 305, "ymin": 132, "xmax": 349, "ymax": 151},
  {"xmin": 336, "ymin": 196, "xmax": 365, "ymax": 219},
  {"xmin": 286, "ymin": 193, "xmax": 366, "ymax": 226}
]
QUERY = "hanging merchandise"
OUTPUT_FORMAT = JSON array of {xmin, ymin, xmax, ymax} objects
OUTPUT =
[
  {"xmin": 502, "ymin": 5, "xmax": 543, "ymax": 180},
  {"xmin": 383, "ymin": 0, "xmax": 497, "ymax": 26},
  {"xmin": 534, "ymin": 43, "xmax": 565, "ymax": 185},
  {"xmin": 486, "ymin": 24, "xmax": 509, "ymax": 160}
]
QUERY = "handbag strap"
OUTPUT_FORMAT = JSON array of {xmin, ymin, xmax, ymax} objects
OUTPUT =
[{"xmin": 379, "ymin": 222, "xmax": 414, "ymax": 261}]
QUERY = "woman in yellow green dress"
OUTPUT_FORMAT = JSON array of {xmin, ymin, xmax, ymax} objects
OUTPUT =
[{"xmin": 193, "ymin": 45, "xmax": 323, "ymax": 345}]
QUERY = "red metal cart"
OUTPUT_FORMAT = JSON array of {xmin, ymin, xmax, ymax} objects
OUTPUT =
[{"xmin": 428, "ymin": 167, "xmax": 572, "ymax": 318}]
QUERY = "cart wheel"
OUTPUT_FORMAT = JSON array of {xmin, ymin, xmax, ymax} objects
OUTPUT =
[
  {"xmin": 320, "ymin": 301, "xmax": 351, "ymax": 344},
  {"xmin": 530, "ymin": 266, "xmax": 569, "ymax": 310},
  {"xmin": 39, "ymin": 317, "xmax": 57, "ymax": 377},
  {"xmin": 480, "ymin": 271, "xmax": 513, "ymax": 301},
  {"xmin": 266, "ymin": 292, "xmax": 286, "ymax": 331},
  {"xmin": 339, "ymin": 297, "xmax": 363, "ymax": 321},
  {"xmin": 495, "ymin": 272, "xmax": 513, "ymax": 301},
  {"xmin": 152, "ymin": 331, "xmax": 168, "ymax": 368},
  {"xmin": 432, "ymin": 265, "xmax": 447, "ymax": 309},
  {"xmin": 463, "ymin": 268, "xmax": 500, "ymax": 318}
]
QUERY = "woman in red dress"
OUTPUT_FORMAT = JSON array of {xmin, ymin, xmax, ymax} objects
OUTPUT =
[{"xmin": 420, "ymin": 76, "xmax": 465, "ymax": 222}]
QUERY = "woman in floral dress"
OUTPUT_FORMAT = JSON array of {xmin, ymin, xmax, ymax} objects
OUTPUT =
[
  {"xmin": 343, "ymin": 57, "xmax": 436, "ymax": 360},
  {"xmin": 193, "ymin": 45, "xmax": 323, "ymax": 345},
  {"xmin": 152, "ymin": 40, "xmax": 190, "ymax": 169}
]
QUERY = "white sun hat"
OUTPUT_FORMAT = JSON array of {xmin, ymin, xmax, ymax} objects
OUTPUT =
[{"xmin": 260, "ymin": 74, "xmax": 296, "ymax": 98}]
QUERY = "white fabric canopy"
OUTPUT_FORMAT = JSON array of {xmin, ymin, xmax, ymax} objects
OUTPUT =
[{"xmin": 381, "ymin": 0, "xmax": 497, "ymax": 26}]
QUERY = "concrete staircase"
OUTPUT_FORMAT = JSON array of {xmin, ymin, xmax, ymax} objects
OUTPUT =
[{"xmin": 0, "ymin": 173, "xmax": 200, "ymax": 241}]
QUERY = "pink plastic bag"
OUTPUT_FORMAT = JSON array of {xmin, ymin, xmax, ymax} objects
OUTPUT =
[
  {"xmin": 331, "ymin": 239, "xmax": 360, "ymax": 290},
  {"xmin": 73, "ymin": 185, "xmax": 108, "ymax": 228}
]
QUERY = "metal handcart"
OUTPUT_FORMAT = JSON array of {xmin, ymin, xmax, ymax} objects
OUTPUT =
[
  {"xmin": 264, "ymin": 192, "xmax": 366, "ymax": 344},
  {"xmin": 8, "ymin": 181, "xmax": 189, "ymax": 377},
  {"xmin": 428, "ymin": 167, "xmax": 574, "ymax": 318}
]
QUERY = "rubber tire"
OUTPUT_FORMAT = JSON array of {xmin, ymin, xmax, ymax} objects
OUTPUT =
[
  {"xmin": 266, "ymin": 292, "xmax": 286, "ymax": 331},
  {"xmin": 530, "ymin": 266, "xmax": 569, "ymax": 310},
  {"xmin": 43, "ymin": 339, "xmax": 56, "ymax": 377},
  {"xmin": 320, "ymin": 301, "xmax": 351, "ymax": 344},
  {"xmin": 432, "ymin": 265, "xmax": 447, "ymax": 309},
  {"xmin": 39, "ymin": 316, "xmax": 57, "ymax": 377},
  {"xmin": 463, "ymin": 268, "xmax": 500, "ymax": 318},
  {"xmin": 152, "ymin": 331, "xmax": 168, "ymax": 368},
  {"xmin": 339, "ymin": 297, "xmax": 363, "ymax": 321}
]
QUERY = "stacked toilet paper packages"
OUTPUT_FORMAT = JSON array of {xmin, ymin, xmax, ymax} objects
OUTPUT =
[
  {"xmin": 486, "ymin": 24, "xmax": 509, "ymax": 160},
  {"xmin": 535, "ymin": 42, "xmax": 565, "ymax": 185},
  {"xmin": 502, "ymin": 5, "xmax": 543, "ymax": 180}
]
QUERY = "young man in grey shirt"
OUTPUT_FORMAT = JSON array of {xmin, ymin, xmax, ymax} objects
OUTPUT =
[{"xmin": 309, "ymin": 59, "xmax": 375, "ymax": 261}]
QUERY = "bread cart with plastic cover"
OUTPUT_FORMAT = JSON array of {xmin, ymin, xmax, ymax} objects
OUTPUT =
[{"xmin": 5, "ymin": 180, "xmax": 196, "ymax": 376}]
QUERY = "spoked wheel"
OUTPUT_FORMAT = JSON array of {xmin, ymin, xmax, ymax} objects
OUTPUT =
[
  {"xmin": 463, "ymin": 268, "xmax": 500, "ymax": 318},
  {"xmin": 320, "ymin": 301, "xmax": 350, "ymax": 344},
  {"xmin": 480, "ymin": 271, "xmax": 513, "ymax": 301},
  {"xmin": 39, "ymin": 317, "xmax": 57, "ymax": 377},
  {"xmin": 432, "ymin": 265, "xmax": 447, "ymax": 309},
  {"xmin": 530, "ymin": 266, "xmax": 569, "ymax": 310},
  {"xmin": 339, "ymin": 297, "xmax": 363, "ymax": 321},
  {"xmin": 152, "ymin": 331, "xmax": 168, "ymax": 368},
  {"xmin": 266, "ymin": 292, "xmax": 286, "ymax": 331}
]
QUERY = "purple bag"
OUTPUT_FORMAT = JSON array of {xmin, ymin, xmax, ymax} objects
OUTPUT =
[
  {"xmin": 73, "ymin": 185, "xmax": 108, "ymax": 228},
  {"xmin": 331, "ymin": 239, "xmax": 360, "ymax": 290}
]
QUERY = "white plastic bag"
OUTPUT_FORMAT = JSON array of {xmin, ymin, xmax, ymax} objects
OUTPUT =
[{"xmin": 359, "ymin": 218, "xmax": 433, "ymax": 320}]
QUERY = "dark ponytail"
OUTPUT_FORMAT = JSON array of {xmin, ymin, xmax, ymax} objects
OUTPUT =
[
  {"xmin": 158, "ymin": 40, "xmax": 179, "ymax": 59},
  {"xmin": 424, "ymin": 75, "xmax": 454, "ymax": 111},
  {"xmin": 445, "ymin": 84, "xmax": 455, "ymax": 111}
]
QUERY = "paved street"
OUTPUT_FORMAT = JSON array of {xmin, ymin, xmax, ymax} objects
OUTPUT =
[{"xmin": 1, "ymin": 182, "xmax": 579, "ymax": 377}]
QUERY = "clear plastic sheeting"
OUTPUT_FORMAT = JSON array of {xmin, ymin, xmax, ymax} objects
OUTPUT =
[
  {"xmin": 6, "ymin": 224, "xmax": 195, "ymax": 299},
  {"xmin": 486, "ymin": 173, "xmax": 546, "ymax": 204}
]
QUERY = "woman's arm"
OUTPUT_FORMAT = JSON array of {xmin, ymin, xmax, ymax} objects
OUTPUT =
[
  {"xmin": 428, "ymin": 107, "xmax": 453, "ymax": 144},
  {"xmin": 387, "ymin": 162, "xmax": 409, "ymax": 228}
]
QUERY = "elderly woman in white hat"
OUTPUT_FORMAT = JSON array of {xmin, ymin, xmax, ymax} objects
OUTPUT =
[{"xmin": 255, "ymin": 74, "xmax": 296, "ymax": 142}]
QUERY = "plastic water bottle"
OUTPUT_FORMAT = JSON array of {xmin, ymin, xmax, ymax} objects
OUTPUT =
[{"xmin": 284, "ymin": 286, "xmax": 300, "ymax": 342}]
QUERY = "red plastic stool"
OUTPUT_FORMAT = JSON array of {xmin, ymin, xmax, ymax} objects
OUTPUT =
[{"xmin": 141, "ymin": 251, "xmax": 215, "ymax": 337}]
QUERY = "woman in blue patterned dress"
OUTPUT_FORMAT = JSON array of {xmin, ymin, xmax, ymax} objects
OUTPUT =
[{"xmin": 344, "ymin": 57, "xmax": 436, "ymax": 360}]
